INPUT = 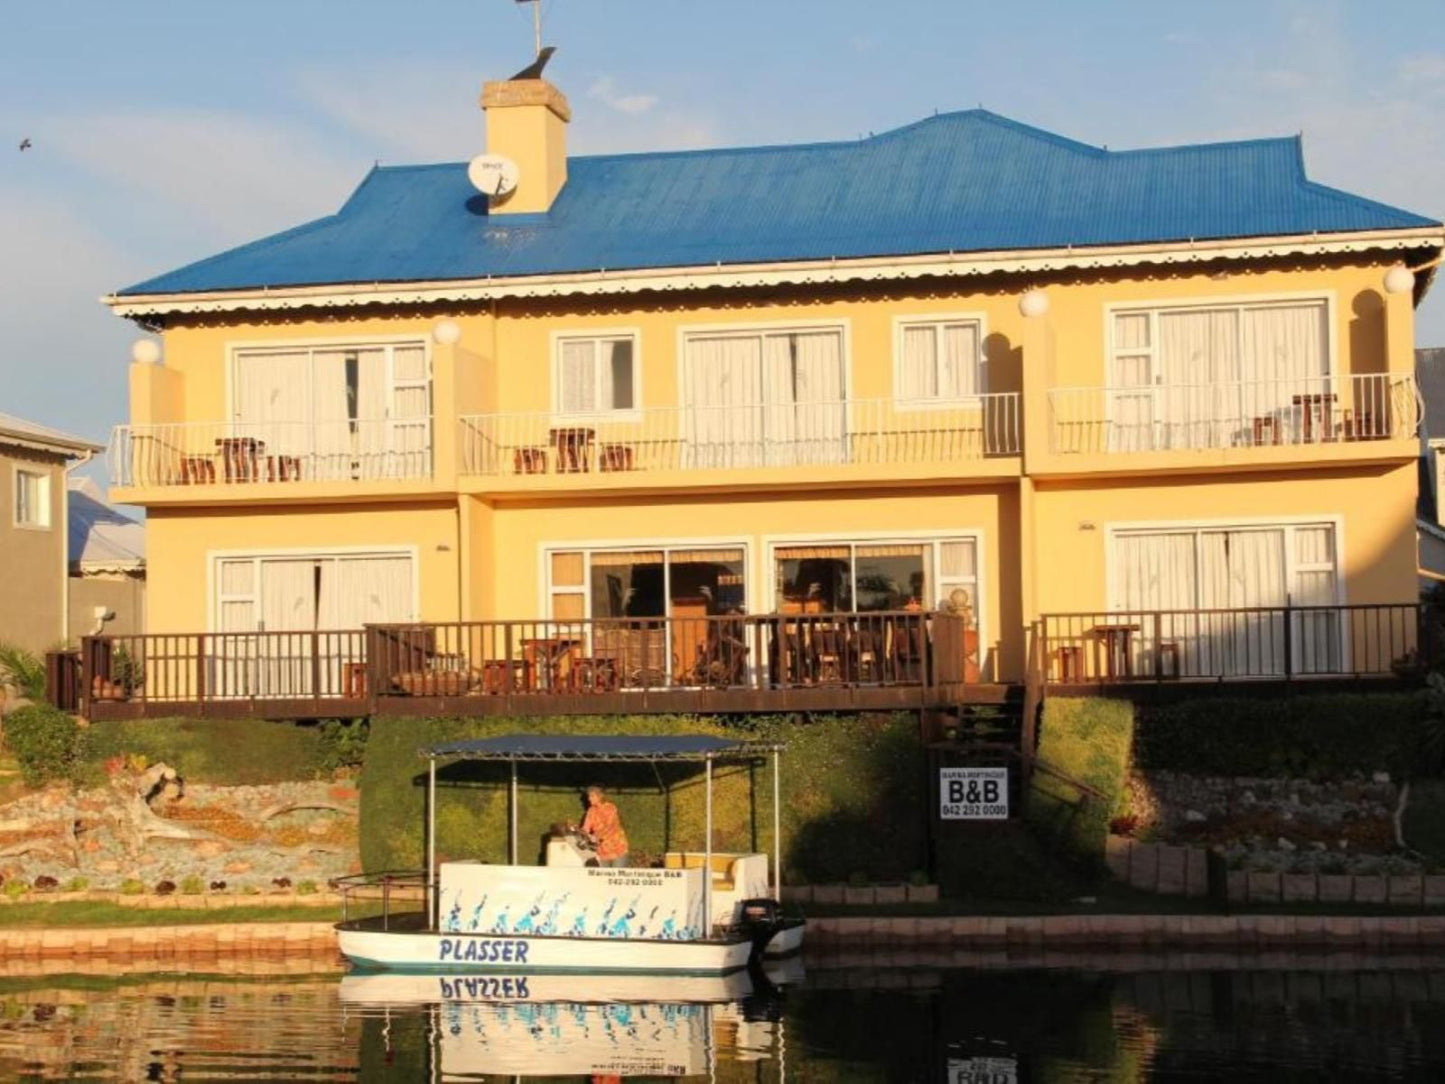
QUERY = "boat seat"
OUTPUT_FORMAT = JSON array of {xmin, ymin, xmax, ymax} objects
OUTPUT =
[{"xmin": 663, "ymin": 852, "xmax": 737, "ymax": 889}]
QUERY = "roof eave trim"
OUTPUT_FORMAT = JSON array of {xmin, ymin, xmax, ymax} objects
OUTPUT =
[
  {"xmin": 103, "ymin": 226, "xmax": 1445, "ymax": 319},
  {"xmin": 0, "ymin": 430, "xmax": 105, "ymax": 457}
]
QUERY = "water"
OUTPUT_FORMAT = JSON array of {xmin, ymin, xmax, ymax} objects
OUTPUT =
[{"xmin": 4, "ymin": 955, "xmax": 1445, "ymax": 1080}]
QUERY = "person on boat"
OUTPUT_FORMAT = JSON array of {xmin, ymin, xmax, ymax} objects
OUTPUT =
[{"xmin": 581, "ymin": 785, "xmax": 629, "ymax": 867}]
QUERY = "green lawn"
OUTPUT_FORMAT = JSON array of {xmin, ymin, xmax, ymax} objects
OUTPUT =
[{"xmin": 0, "ymin": 900, "xmax": 386, "ymax": 928}]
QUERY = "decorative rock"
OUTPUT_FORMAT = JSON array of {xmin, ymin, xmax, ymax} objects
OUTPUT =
[
  {"xmin": 1373, "ymin": 772, "xmax": 1391, "ymax": 785},
  {"xmin": 1184, "ymin": 810, "xmax": 1206, "ymax": 823}
]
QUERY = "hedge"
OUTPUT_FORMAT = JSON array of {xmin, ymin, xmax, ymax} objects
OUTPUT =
[
  {"xmin": 1133, "ymin": 692, "xmax": 1429, "ymax": 779},
  {"xmin": 358, "ymin": 713, "xmax": 927, "ymax": 884},
  {"xmin": 3, "ymin": 705, "xmax": 83, "ymax": 786},
  {"xmin": 78, "ymin": 718, "xmax": 339, "ymax": 786},
  {"xmin": 1025, "ymin": 699, "xmax": 1135, "ymax": 867}
]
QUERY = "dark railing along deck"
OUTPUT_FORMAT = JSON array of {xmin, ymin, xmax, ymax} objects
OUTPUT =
[
  {"xmin": 1039, "ymin": 603, "xmax": 1428, "ymax": 686},
  {"xmin": 77, "ymin": 611, "xmax": 983, "ymax": 719}
]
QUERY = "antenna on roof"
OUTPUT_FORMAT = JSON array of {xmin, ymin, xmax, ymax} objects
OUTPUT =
[{"xmin": 515, "ymin": 0, "xmax": 544, "ymax": 59}]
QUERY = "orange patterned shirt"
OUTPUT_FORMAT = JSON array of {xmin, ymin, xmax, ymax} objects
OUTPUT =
[{"xmin": 581, "ymin": 800, "xmax": 629, "ymax": 861}]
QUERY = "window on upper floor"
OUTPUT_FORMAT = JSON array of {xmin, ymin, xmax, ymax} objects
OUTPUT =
[
  {"xmin": 555, "ymin": 333, "xmax": 638, "ymax": 416},
  {"xmin": 229, "ymin": 340, "xmax": 432, "ymax": 481},
  {"xmin": 895, "ymin": 316, "xmax": 986, "ymax": 405},
  {"xmin": 13, "ymin": 468, "xmax": 50, "ymax": 529}
]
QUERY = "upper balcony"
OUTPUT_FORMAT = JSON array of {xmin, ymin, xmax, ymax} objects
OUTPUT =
[
  {"xmin": 1042, "ymin": 373, "xmax": 1420, "ymax": 476},
  {"xmin": 457, "ymin": 395, "xmax": 1022, "ymax": 494},
  {"xmin": 108, "ymin": 418, "xmax": 444, "ymax": 503}
]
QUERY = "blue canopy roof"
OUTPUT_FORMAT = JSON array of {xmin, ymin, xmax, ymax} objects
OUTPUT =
[
  {"xmin": 117, "ymin": 110, "xmax": 1439, "ymax": 298},
  {"xmin": 422, "ymin": 734, "xmax": 781, "ymax": 761}
]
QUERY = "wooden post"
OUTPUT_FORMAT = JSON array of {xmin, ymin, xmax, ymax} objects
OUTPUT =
[
  {"xmin": 1151, "ymin": 612, "xmax": 1163, "ymax": 682},
  {"xmin": 196, "ymin": 633, "xmax": 207, "ymax": 714},
  {"xmin": 1283, "ymin": 600, "xmax": 1294, "ymax": 682},
  {"xmin": 310, "ymin": 630, "xmax": 322, "ymax": 707},
  {"xmin": 79, "ymin": 637, "xmax": 95, "ymax": 716}
]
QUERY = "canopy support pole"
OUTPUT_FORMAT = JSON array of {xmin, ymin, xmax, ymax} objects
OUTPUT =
[
  {"xmin": 426, "ymin": 755, "xmax": 437, "ymax": 931},
  {"xmin": 509, "ymin": 758, "xmax": 518, "ymax": 864},
  {"xmin": 704, "ymin": 755, "xmax": 713, "ymax": 937},
  {"xmin": 772, "ymin": 748, "xmax": 782, "ymax": 898}
]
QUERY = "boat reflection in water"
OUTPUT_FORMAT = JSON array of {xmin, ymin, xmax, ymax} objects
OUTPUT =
[{"xmin": 341, "ymin": 960, "xmax": 802, "ymax": 1079}]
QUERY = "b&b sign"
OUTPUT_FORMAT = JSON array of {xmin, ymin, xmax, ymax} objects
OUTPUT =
[{"xmin": 939, "ymin": 767, "xmax": 1009, "ymax": 820}]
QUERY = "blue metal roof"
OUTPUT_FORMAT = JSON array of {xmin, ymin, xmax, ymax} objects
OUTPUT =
[
  {"xmin": 119, "ymin": 110, "xmax": 1439, "ymax": 297},
  {"xmin": 422, "ymin": 734, "xmax": 781, "ymax": 761}
]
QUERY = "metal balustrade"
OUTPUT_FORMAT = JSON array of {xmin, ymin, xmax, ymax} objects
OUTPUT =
[
  {"xmin": 1048, "ymin": 374, "xmax": 1419, "ymax": 455},
  {"xmin": 108, "ymin": 419, "xmax": 434, "ymax": 487},
  {"xmin": 459, "ymin": 396, "xmax": 1021, "ymax": 477},
  {"xmin": 1038, "ymin": 603, "xmax": 1429, "ymax": 685}
]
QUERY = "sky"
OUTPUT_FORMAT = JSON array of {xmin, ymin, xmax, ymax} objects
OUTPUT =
[{"xmin": 2, "ymin": 0, "xmax": 1443, "ymax": 460}]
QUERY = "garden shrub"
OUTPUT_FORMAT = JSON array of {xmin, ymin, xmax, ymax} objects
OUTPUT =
[
  {"xmin": 1133, "ymin": 692, "xmax": 1427, "ymax": 779},
  {"xmin": 79, "ymin": 718, "xmax": 330, "ymax": 785},
  {"xmin": 3, "ymin": 704, "xmax": 82, "ymax": 786},
  {"xmin": 318, "ymin": 719, "xmax": 369, "ymax": 776},
  {"xmin": 1025, "ymin": 699, "xmax": 1135, "ymax": 868},
  {"xmin": 359, "ymin": 712, "xmax": 928, "ymax": 884}
]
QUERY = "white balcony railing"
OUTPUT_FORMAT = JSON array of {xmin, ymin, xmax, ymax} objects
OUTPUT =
[
  {"xmin": 109, "ymin": 419, "xmax": 434, "ymax": 488},
  {"xmin": 458, "ymin": 395, "xmax": 1020, "ymax": 477},
  {"xmin": 1048, "ymin": 374, "xmax": 1419, "ymax": 455}
]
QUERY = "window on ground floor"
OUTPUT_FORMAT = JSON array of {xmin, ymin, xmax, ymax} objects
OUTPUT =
[
  {"xmin": 771, "ymin": 537, "xmax": 979, "ymax": 620},
  {"xmin": 1109, "ymin": 521, "xmax": 1341, "ymax": 675}
]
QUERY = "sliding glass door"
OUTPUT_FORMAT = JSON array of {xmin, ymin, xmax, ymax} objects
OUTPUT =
[
  {"xmin": 1112, "ymin": 523, "xmax": 1340, "ymax": 676},
  {"xmin": 683, "ymin": 327, "xmax": 845, "ymax": 468}
]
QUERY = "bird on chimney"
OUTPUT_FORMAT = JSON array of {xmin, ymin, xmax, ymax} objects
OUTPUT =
[
  {"xmin": 19, "ymin": 138, "xmax": 32, "ymax": 151},
  {"xmin": 509, "ymin": 45, "xmax": 555, "ymax": 81}
]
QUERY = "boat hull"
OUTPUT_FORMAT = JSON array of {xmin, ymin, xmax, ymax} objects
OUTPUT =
[{"xmin": 337, "ymin": 925, "xmax": 757, "ymax": 975}]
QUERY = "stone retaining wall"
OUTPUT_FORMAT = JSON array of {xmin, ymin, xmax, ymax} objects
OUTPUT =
[
  {"xmin": 0, "ymin": 922, "xmax": 341, "ymax": 962},
  {"xmin": 808, "ymin": 914, "xmax": 1445, "ymax": 949},
  {"xmin": 1107, "ymin": 836, "xmax": 1445, "ymax": 905},
  {"xmin": 782, "ymin": 884, "xmax": 939, "ymax": 905}
]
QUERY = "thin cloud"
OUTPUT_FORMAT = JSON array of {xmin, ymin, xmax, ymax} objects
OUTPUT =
[
  {"xmin": 295, "ymin": 66, "xmax": 486, "ymax": 160},
  {"xmin": 587, "ymin": 75, "xmax": 658, "ymax": 116}
]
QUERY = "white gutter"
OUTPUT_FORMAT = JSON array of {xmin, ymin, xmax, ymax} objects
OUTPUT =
[{"xmin": 102, "ymin": 226, "xmax": 1445, "ymax": 319}]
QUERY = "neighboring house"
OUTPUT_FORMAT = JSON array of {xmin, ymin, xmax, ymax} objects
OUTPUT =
[
  {"xmin": 95, "ymin": 69, "xmax": 1445, "ymax": 714},
  {"xmin": 0, "ymin": 413, "xmax": 103, "ymax": 655},
  {"xmin": 68, "ymin": 477, "xmax": 146, "ymax": 637},
  {"xmin": 1416, "ymin": 347, "xmax": 1445, "ymax": 590}
]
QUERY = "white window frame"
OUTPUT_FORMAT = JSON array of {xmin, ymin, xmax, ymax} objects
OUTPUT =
[
  {"xmin": 676, "ymin": 318, "xmax": 853, "ymax": 410},
  {"xmin": 206, "ymin": 546, "xmax": 421, "ymax": 632},
  {"xmin": 891, "ymin": 312, "xmax": 989, "ymax": 409},
  {"xmin": 760, "ymin": 528, "xmax": 988, "ymax": 672},
  {"xmin": 1103, "ymin": 291, "xmax": 1336, "ymax": 395},
  {"xmin": 550, "ymin": 329, "xmax": 642, "ymax": 421},
  {"xmin": 1104, "ymin": 515, "xmax": 1347, "ymax": 671},
  {"xmin": 540, "ymin": 537, "xmax": 755, "ymax": 620},
  {"xmin": 226, "ymin": 335, "xmax": 434, "ymax": 426},
  {"xmin": 12, "ymin": 466, "xmax": 50, "ymax": 530}
]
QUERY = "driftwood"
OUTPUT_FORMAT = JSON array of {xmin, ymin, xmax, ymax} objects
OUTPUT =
[
  {"xmin": 115, "ymin": 763, "xmax": 219, "ymax": 845},
  {"xmin": 256, "ymin": 802, "xmax": 351, "ymax": 822}
]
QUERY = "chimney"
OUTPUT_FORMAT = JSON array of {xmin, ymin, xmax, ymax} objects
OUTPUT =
[{"xmin": 480, "ymin": 76, "xmax": 571, "ymax": 214}]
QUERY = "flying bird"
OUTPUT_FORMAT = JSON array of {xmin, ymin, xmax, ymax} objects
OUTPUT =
[
  {"xmin": 509, "ymin": 45, "xmax": 555, "ymax": 81},
  {"xmin": 18, "ymin": 138, "xmax": 31, "ymax": 151}
]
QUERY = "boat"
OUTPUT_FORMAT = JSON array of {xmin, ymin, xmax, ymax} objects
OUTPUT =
[
  {"xmin": 335, "ymin": 734, "xmax": 805, "ymax": 975},
  {"xmin": 339, "ymin": 965, "xmax": 798, "ymax": 1078}
]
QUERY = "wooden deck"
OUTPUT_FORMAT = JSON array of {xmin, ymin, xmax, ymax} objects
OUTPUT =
[{"xmin": 77, "ymin": 611, "xmax": 1011, "ymax": 721}]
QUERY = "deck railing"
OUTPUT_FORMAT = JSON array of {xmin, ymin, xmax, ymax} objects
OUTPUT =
[
  {"xmin": 459, "ymin": 396, "xmax": 1020, "ymax": 478},
  {"xmin": 1039, "ymin": 603, "xmax": 1428, "ymax": 685},
  {"xmin": 80, "ymin": 629, "xmax": 370, "ymax": 708},
  {"xmin": 75, "ymin": 612, "xmax": 973, "ymax": 712},
  {"xmin": 109, "ymin": 419, "xmax": 434, "ymax": 488},
  {"xmin": 1048, "ymin": 374, "xmax": 1419, "ymax": 455}
]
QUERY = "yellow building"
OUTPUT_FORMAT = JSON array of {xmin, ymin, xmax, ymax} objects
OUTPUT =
[{"xmin": 96, "ymin": 71, "xmax": 1445, "ymax": 715}]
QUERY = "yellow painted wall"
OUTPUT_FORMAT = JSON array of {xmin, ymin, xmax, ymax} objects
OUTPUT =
[
  {"xmin": 484, "ymin": 485, "xmax": 1023, "ymax": 680},
  {"xmin": 144, "ymin": 501, "xmax": 464, "ymax": 633},
  {"xmin": 1030, "ymin": 461, "xmax": 1418, "ymax": 615}
]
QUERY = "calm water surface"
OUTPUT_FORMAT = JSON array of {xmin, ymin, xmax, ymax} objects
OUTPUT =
[{"xmin": 3, "ymin": 956, "xmax": 1445, "ymax": 1080}]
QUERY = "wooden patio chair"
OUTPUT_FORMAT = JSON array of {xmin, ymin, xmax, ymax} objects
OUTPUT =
[
  {"xmin": 593, "ymin": 621, "xmax": 669, "ymax": 688},
  {"xmin": 688, "ymin": 616, "xmax": 750, "ymax": 687}
]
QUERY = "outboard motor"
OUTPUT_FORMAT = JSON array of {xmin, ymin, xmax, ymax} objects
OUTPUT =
[{"xmin": 737, "ymin": 897, "xmax": 784, "ymax": 965}]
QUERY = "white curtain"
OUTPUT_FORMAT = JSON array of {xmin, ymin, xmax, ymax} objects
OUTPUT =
[
  {"xmin": 318, "ymin": 556, "xmax": 415, "ymax": 628},
  {"xmin": 1241, "ymin": 303, "xmax": 1328, "ymax": 442},
  {"xmin": 255, "ymin": 559, "xmax": 317, "ymax": 696},
  {"xmin": 1110, "ymin": 313, "xmax": 1154, "ymax": 451},
  {"xmin": 311, "ymin": 350, "xmax": 353, "ymax": 480},
  {"xmin": 685, "ymin": 335, "xmax": 763, "ymax": 467},
  {"xmin": 558, "ymin": 340, "xmax": 596, "ymax": 414},
  {"xmin": 899, "ymin": 326, "xmax": 936, "ymax": 400},
  {"xmin": 900, "ymin": 323, "xmax": 980, "ymax": 401},
  {"xmin": 1293, "ymin": 525, "xmax": 1341, "ymax": 673},
  {"xmin": 1198, "ymin": 529, "xmax": 1287, "ymax": 676},
  {"xmin": 234, "ymin": 352, "xmax": 309, "ymax": 465},
  {"xmin": 1156, "ymin": 310, "xmax": 1239, "ymax": 448},
  {"xmin": 941, "ymin": 324, "xmax": 980, "ymax": 398},
  {"xmin": 762, "ymin": 331, "xmax": 843, "ymax": 466},
  {"xmin": 384, "ymin": 346, "xmax": 427, "ymax": 478}
]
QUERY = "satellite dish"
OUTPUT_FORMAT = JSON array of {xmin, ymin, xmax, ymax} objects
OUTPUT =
[{"xmin": 468, "ymin": 154, "xmax": 520, "ymax": 198}]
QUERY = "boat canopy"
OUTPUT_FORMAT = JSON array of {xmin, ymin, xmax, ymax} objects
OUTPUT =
[{"xmin": 421, "ymin": 734, "xmax": 785, "ymax": 763}]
